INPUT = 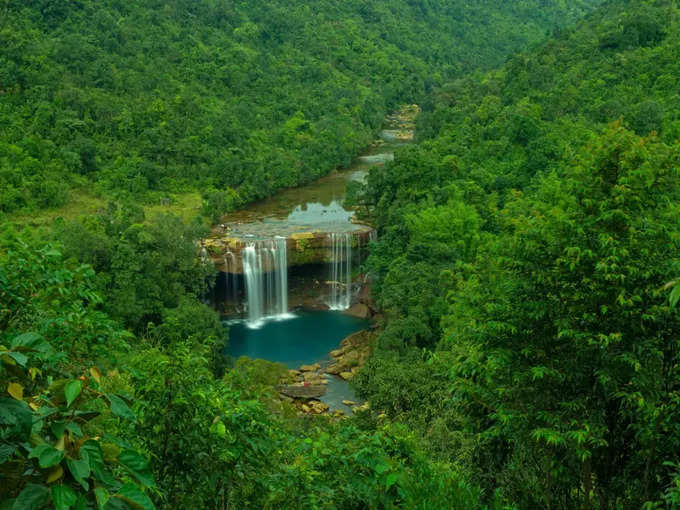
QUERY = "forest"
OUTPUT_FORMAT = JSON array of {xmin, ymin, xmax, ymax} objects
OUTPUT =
[{"xmin": 2, "ymin": 0, "xmax": 680, "ymax": 508}]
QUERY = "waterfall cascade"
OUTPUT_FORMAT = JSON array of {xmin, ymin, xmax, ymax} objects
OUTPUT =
[
  {"xmin": 214, "ymin": 229, "xmax": 375, "ymax": 322},
  {"xmin": 328, "ymin": 232, "xmax": 353, "ymax": 310},
  {"xmin": 242, "ymin": 238, "xmax": 289, "ymax": 327}
]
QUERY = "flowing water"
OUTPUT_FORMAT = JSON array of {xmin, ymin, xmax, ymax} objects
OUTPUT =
[
  {"xmin": 216, "ymin": 107, "xmax": 417, "ymax": 411},
  {"xmin": 241, "ymin": 239, "xmax": 290, "ymax": 327}
]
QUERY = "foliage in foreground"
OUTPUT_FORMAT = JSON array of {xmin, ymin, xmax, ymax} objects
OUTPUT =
[{"xmin": 1, "ymin": 226, "xmax": 501, "ymax": 509}]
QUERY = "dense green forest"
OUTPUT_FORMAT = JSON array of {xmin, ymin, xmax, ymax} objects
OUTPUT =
[
  {"xmin": 0, "ymin": 0, "xmax": 599, "ymax": 220},
  {"xmin": 353, "ymin": 0, "xmax": 680, "ymax": 507},
  {"xmin": 5, "ymin": 0, "xmax": 680, "ymax": 508}
]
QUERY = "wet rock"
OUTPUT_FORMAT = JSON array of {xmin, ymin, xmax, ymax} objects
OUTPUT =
[
  {"xmin": 325, "ymin": 364, "xmax": 343, "ymax": 375},
  {"xmin": 345, "ymin": 303, "xmax": 371, "ymax": 319},
  {"xmin": 342, "ymin": 400, "xmax": 356, "ymax": 406},
  {"xmin": 299, "ymin": 363, "xmax": 320, "ymax": 372},
  {"xmin": 309, "ymin": 401, "xmax": 329, "ymax": 414},
  {"xmin": 330, "ymin": 348, "xmax": 345, "ymax": 358},
  {"xmin": 340, "ymin": 372, "xmax": 354, "ymax": 381},
  {"xmin": 352, "ymin": 402, "xmax": 370, "ymax": 414}
]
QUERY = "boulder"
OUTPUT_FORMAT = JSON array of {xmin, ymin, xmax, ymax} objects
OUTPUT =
[
  {"xmin": 309, "ymin": 401, "xmax": 329, "ymax": 414},
  {"xmin": 342, "ymin": 400, "xmax": 356, "ymax": 406},
  {"xmin": 340, "ymin": 372, "xmax": 354, "ymax": 381},
  {"xmin": 279, "ymin": 384, "xmax": 327, "ymax": 399},
  {"xmin": 325, "ymin": 364, "xmax": 343, "ymax": 375},
  {"xmin": 301, "ymin": 404, "xmax": 311, "ymax": 413},
  {"xmin": 303, "ymin": 372, "xmax": 328, "ymax": 385},
  {"xmin": 299, "ymin": 363, "xmax": 321, "ymax": 372},
  {"xmin": 345, "ymin": 303, "xmax": 371, "ymax": 319},
  {"xmin": 330, "ymin": 349, "xmax": 344, "ymax": 358},
  {"xmin": 352, "ymin": 402, "xmax": 370, "ymax": 414}
]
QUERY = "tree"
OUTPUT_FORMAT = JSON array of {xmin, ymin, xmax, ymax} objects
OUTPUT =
[{"xmin": 446, "ymin": 124, "xmax": 680, "ymax": 507}]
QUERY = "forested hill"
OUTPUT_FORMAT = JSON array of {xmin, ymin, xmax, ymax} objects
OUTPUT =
[
  {"xmin": 0, "ymin": 0, "xmax": 601, "ymax": 218},
  {"xmin": 355, "ymin": 0, "xmax": 680, "ymax": 506}
]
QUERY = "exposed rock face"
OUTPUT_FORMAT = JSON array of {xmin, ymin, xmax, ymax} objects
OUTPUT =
[
  {"xmin": 205, "ymin": 228, "xmax": 375, "ymax": 274},
  {"xmin": 345, "ymin": 303, "xmax": 371, "ymax": 319},
  {"xmin": 325, "ymin": 329, "xmax": 373, "ymax": 377},
  {"xmin": 325, "ymin": 363, "xmax": 343, "ymax": 375}
]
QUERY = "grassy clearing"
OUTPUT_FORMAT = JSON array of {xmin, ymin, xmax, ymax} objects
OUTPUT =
[{"xmin": 7, "ymin": 190, "xmax": 205, "ymax": 230}]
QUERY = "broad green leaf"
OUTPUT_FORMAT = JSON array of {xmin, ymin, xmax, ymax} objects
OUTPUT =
[
  {"xmin": 7, "ymin": 352, "xmax": 28, "ymax": 367},
  {"xmin": 108, "ymin": 395, "xmax": 136, "ymax": 421},
  {"xmin": 118, "ymin": 450, "xmax": 155, "ymax": 487},
  {"xmin": 0, "ymin": 397, "xmax": 32, "ymax": 438},
  {"xmin": 0, "ymin": 443, "xmax": 16, "ymax": 463},
  {"xmin": 10, "ymin": 332, "xmax": 50, "ymax": 353},
  {"xmin": 81, "ymin": 440, "xmax": 114, "ymax": 485},
  {"xmin": 94, "ymin": 487, "xmax": 109, "ymax": 510},
  {"xmin": 65, "ymin": 380, "xmax": 83, "ymax": 408},
  {"xmin": 114, "ymin": 483, "xmax": 155, "ymax": 510},
  {"xmin": 66, "ymin": 457, "xmax": 90, "ymax": 490},
  {"xmin": 31, "ymin": 444, "xmax": 64, "ymax": 468},
  {"xmin": 12, "ymin": 484, "xmax": 50, "ymax": 510},
  {"xmin": 385, "ymin": 472, "xmax": 399, "ymax": 489},
  {"xmin": 51, "ymin": 421, "xmax": 66, "ymax": 439},
  {"xmin": 66, "ymin": 422, "xmax": 83, "ymax": 437},
  {"xmin": 51, "ymin": 485, "xmax": 77, "ymax": 510},
  {"xmin": 73, "ymin": 495, "xmax": 87, "ymax": 510}
]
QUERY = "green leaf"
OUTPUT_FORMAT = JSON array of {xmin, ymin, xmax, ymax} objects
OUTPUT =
[
  {"xmin": 0, "ymin": 397, "xmax": 33, "ymax": 438},
  {"xmin": 51, "ymin": 485, "xmax": 77, "ymax": 510},
  {"xmin": 114, "ymin": 483, "xmax": 155, "ymax": 510},
  {"xmin": 66, "ymin": 422, "xmax": 83, "ymax": 437},
  {"xmin": 108, "ymin": 395, "xmax": 136, "ymax": 421},
  {"xmin": 94, "ymin": 487, "xmax": 109, "ymax": 510},
  {"xmin": 81, "ymin": 440, "xmax": 114, "ymax": 485},
  {"xmin": 7, "ymin": 352, "xmax": 28, "ymax": 367},
  {"xmin": 65, "ymin": 380, "xmax": 83, "ymax": 408},
  {"xmin": 385, "ymin": 472, "xmax": 399, "ymax": 489},
  {"xmin": 66, "ymin": 457, "xmax": 90, "ymax": 491},
  {"xmin": 51, "ymin": 421, "xmax": 66, "ymax": 439},
  {"xmin": 30, "ymin": 444, "xmax": 65, "ymax": 468},
  {"xmin": 0, "ymin": 443, "xmax": 16, "ymax": 463},
  {"xmin": 118, "ymin": 450, "xmax": 155, "ymax": 488},
  {"xmin": 73, "ymin": 495, "xmax": 87, "ymax": 510},
  {"xmin": 10, "ymin": 332, "xmax": 50, "ymax": 353},
  {"xmin": 12, "ymin": 483, "xmax": 50, "ymax": 510}
]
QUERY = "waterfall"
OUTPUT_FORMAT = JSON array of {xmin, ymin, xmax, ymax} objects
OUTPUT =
[
  {"xmin": 328, "ymin": 232, "xmax": 353, "ymax": 310},
  {"xmin": 275, "ymin": 237, "xmax": 288, "ymax": 314},
  {"xmin": 242, "ymin": 239, "xmax": 289, "ymax": 327}
]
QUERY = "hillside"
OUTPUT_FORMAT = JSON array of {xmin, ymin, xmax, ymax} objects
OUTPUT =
[
  {"xmin": 355, "ymin": 0, "xmax": 680, "ymax": 506},
  {"xmin": 0, "ymin": 0, "xmax": 601, "ymax": 219}
]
